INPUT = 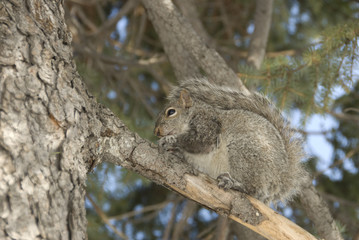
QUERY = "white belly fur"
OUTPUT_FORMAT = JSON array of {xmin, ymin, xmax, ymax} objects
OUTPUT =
[{"xmin": 183, "ymin": 139, "xmax": 229, "ymax": 179}]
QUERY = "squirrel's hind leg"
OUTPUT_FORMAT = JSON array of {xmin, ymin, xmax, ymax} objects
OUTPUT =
[{"xmin": 217, "ymin": 172, "xmax": 246, "ymax": 192}]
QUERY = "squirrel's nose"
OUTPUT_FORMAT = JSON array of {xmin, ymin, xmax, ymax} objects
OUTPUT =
[{"xmin": 154, "ymin": 127, "xmax": 162, "ymax": 137}]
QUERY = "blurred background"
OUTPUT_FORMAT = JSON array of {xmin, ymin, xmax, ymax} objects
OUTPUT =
[{"xmin": 64, "ymin": 0, "xmax": 359, "ymax": 239}]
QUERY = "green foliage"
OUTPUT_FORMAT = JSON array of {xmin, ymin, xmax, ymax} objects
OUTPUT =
[{"xmin": 240, "ymin": 21, "xmax": 358, "ymax": 119}]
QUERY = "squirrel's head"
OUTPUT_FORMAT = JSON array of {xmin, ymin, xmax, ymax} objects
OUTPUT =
[{"xmin": 154, "ymin": 89, "xmax": 193, "ymax": 138}]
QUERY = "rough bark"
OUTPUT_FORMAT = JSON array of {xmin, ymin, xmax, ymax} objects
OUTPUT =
[
  {"xmin": 0, "ymin": 0, "xmax": 88, "ymax": 239},
  {"xmin": 141, "ymin": 0, "xmax": 201, "ymax": 81},
  {"xmin": 247, "ymin": 0, "xmax": 273, "ymax": 69},
  {"xmin": 141, "ymin": 0, "xmax": 248, "ymax": 93},
  {"xmin": 174, "ymin": 0, "xmax": 210, "ymax": 44},
  {"xmin": 300, "ymin": 182, "xmax": 344, "ymax": 240}
]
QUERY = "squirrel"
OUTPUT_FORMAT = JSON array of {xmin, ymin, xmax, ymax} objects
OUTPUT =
[{"xmin": 154, "ymin": 78, "xmax": 308, "ymax": 204}]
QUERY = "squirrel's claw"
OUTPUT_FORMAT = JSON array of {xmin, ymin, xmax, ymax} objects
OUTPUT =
[{"xmin": 158, "ymin": 135, "xmax": 177, "ymax": 153}]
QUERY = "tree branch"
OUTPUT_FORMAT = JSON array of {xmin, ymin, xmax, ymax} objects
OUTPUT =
[
  {"xmin": 141, "ymin": 0, "xmax": 249, "ymax": 93},
  {"xmin": 313, "ymin": 145, "xmax": 359, "ymax": 179},
  {"xmin": 247, "ymin": 0, "xmax": 274, "ymax": 69},
  {"xmin": 172, "ymin": 200, "xmax": 197, "ymax": 240},
  {"xmin": 174, "ymin": 0, "xmax": 210, "ymax": 44},
  {"xmin": 93, "ymin": 0, "xmax": 139, "ymax": 36},
  {"xmin": 88, "ymin": 118, "xmax": 316, "ymax": 239},
  {"xmin": 140, "ymin": 0, "xmax": 201, "ymax": 81},
  {"xmin": 108, "ymin": 200, "xmax": 170, "ymax": 221},
  {"xmin": 162, "ymin": 197, "xmax": 179, "ymax": 240},
  {"xmin": 86, "ymin": 194, "xmax": 129, "ymax": 240},
  {"xmin": 215, "ymin": 216, "xmax": 230, "ymax": 240},
  {"xmin": 300, "ymin": 182, "xmax": 344, "ymax": 240}
]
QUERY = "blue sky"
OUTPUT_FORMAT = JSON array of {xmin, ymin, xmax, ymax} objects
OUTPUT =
[{"xmin": 291, "ymin": 85, "xmax": 358, "ymax": 179}]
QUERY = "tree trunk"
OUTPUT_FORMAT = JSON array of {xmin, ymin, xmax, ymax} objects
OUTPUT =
[{"xmin": 0, "ymin": 1, "xmax": 89, "ymax": 239}]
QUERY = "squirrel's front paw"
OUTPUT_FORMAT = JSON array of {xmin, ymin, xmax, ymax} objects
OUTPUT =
[{"xmin": 158, "ymin": 135, "xmax": 177, "ymax": 153}]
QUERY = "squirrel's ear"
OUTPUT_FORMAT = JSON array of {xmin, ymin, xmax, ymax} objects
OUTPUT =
[{"xmin": 178, "ymin": 90, "xmax": 193, "ymax": 108}]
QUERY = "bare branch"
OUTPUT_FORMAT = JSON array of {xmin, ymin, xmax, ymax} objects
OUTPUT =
[
  {"xmin": 141, "ymin": 0, "xmax": 249, "ymax": 93},
  {"xmin": 220, "ymin": 47, "xmax": 298, "ymax": 60},
  {"xmin": 93, "ymin": 0, "xmax": 139, "ymax": 37},
  {"xmin": 196, "ymin": 223, "xmax": 216, "ymax": 239},
  {"xmin": 230, "ymin": 222, "xmax": 267, "ymax": 240},
  {"xmin": 300, "ymin": 183, "xmax": 344, "ymax": 240},
  {"xmin": 86, "ymin": 194, "xmax": 129, "ymax": 240},
  {"xmin": 297, "ymin": 129, "xmax": 332, "ymax": 136},
  {"xmin": 174, "ymin": 0, "xmax": 211, "ymax": 43},
  {"xmin": 313, "ymin": 145, "xmax": 359, "ymax": 179},
  {"xmin": 134, "ymin": 7, "xmax": 148, "ymax": 49},
  {"xmin": 162, "ymin": 197, "xmax": 179, "ymax": 240},
  {"xmin": 140, "ymin": 0, "xmax": 201, "ymax": 81},
  {"xmin": 108, "ymin": 200, "xmax": 170, "ymax": 221},
  {"xmin": 172, "ymin": 200, "xmax": 197, "ymax": 240},
  {"xmin": 322, "ymin": 192, "xmax": 359, "ymax": 208},
  {"xmin": 247, "ymin": 0, "xmax": 274, "ymax": 69},
  {"xmin": 74, "ymin": 44, "xmax": 166, "ymax": 66},
  {"xmin": 218, "ymin": 0, "xmax": 234, "ymax": 38},
  {"xmin": 73, "ymin": 6, "xmax": 98, "ymax": 32},
  {"xmin": 330, "ymin": 111, "xmax": 359, "ymax": 122},
  {"xmin": 344, "ymin": 107, "xmax": 359, "ymax": 113},
  {"xmin": 215, "ymin": 216, "xmax": 230, "ymax": 240}
]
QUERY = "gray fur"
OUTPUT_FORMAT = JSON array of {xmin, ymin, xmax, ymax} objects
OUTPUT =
[{"xmin": 154, "ymin": 78, "xmax": 308, "ymax": 204}]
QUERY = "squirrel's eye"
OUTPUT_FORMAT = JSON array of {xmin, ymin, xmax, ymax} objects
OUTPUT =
[{"xmin": 166, "ymin": 108, "xmax": 176, "ymax": 117}]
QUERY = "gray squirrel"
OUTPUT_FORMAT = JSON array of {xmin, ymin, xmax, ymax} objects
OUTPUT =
[{"xmin": 154, "ymin": 78, "xmax": 308, "ymax": 204}]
